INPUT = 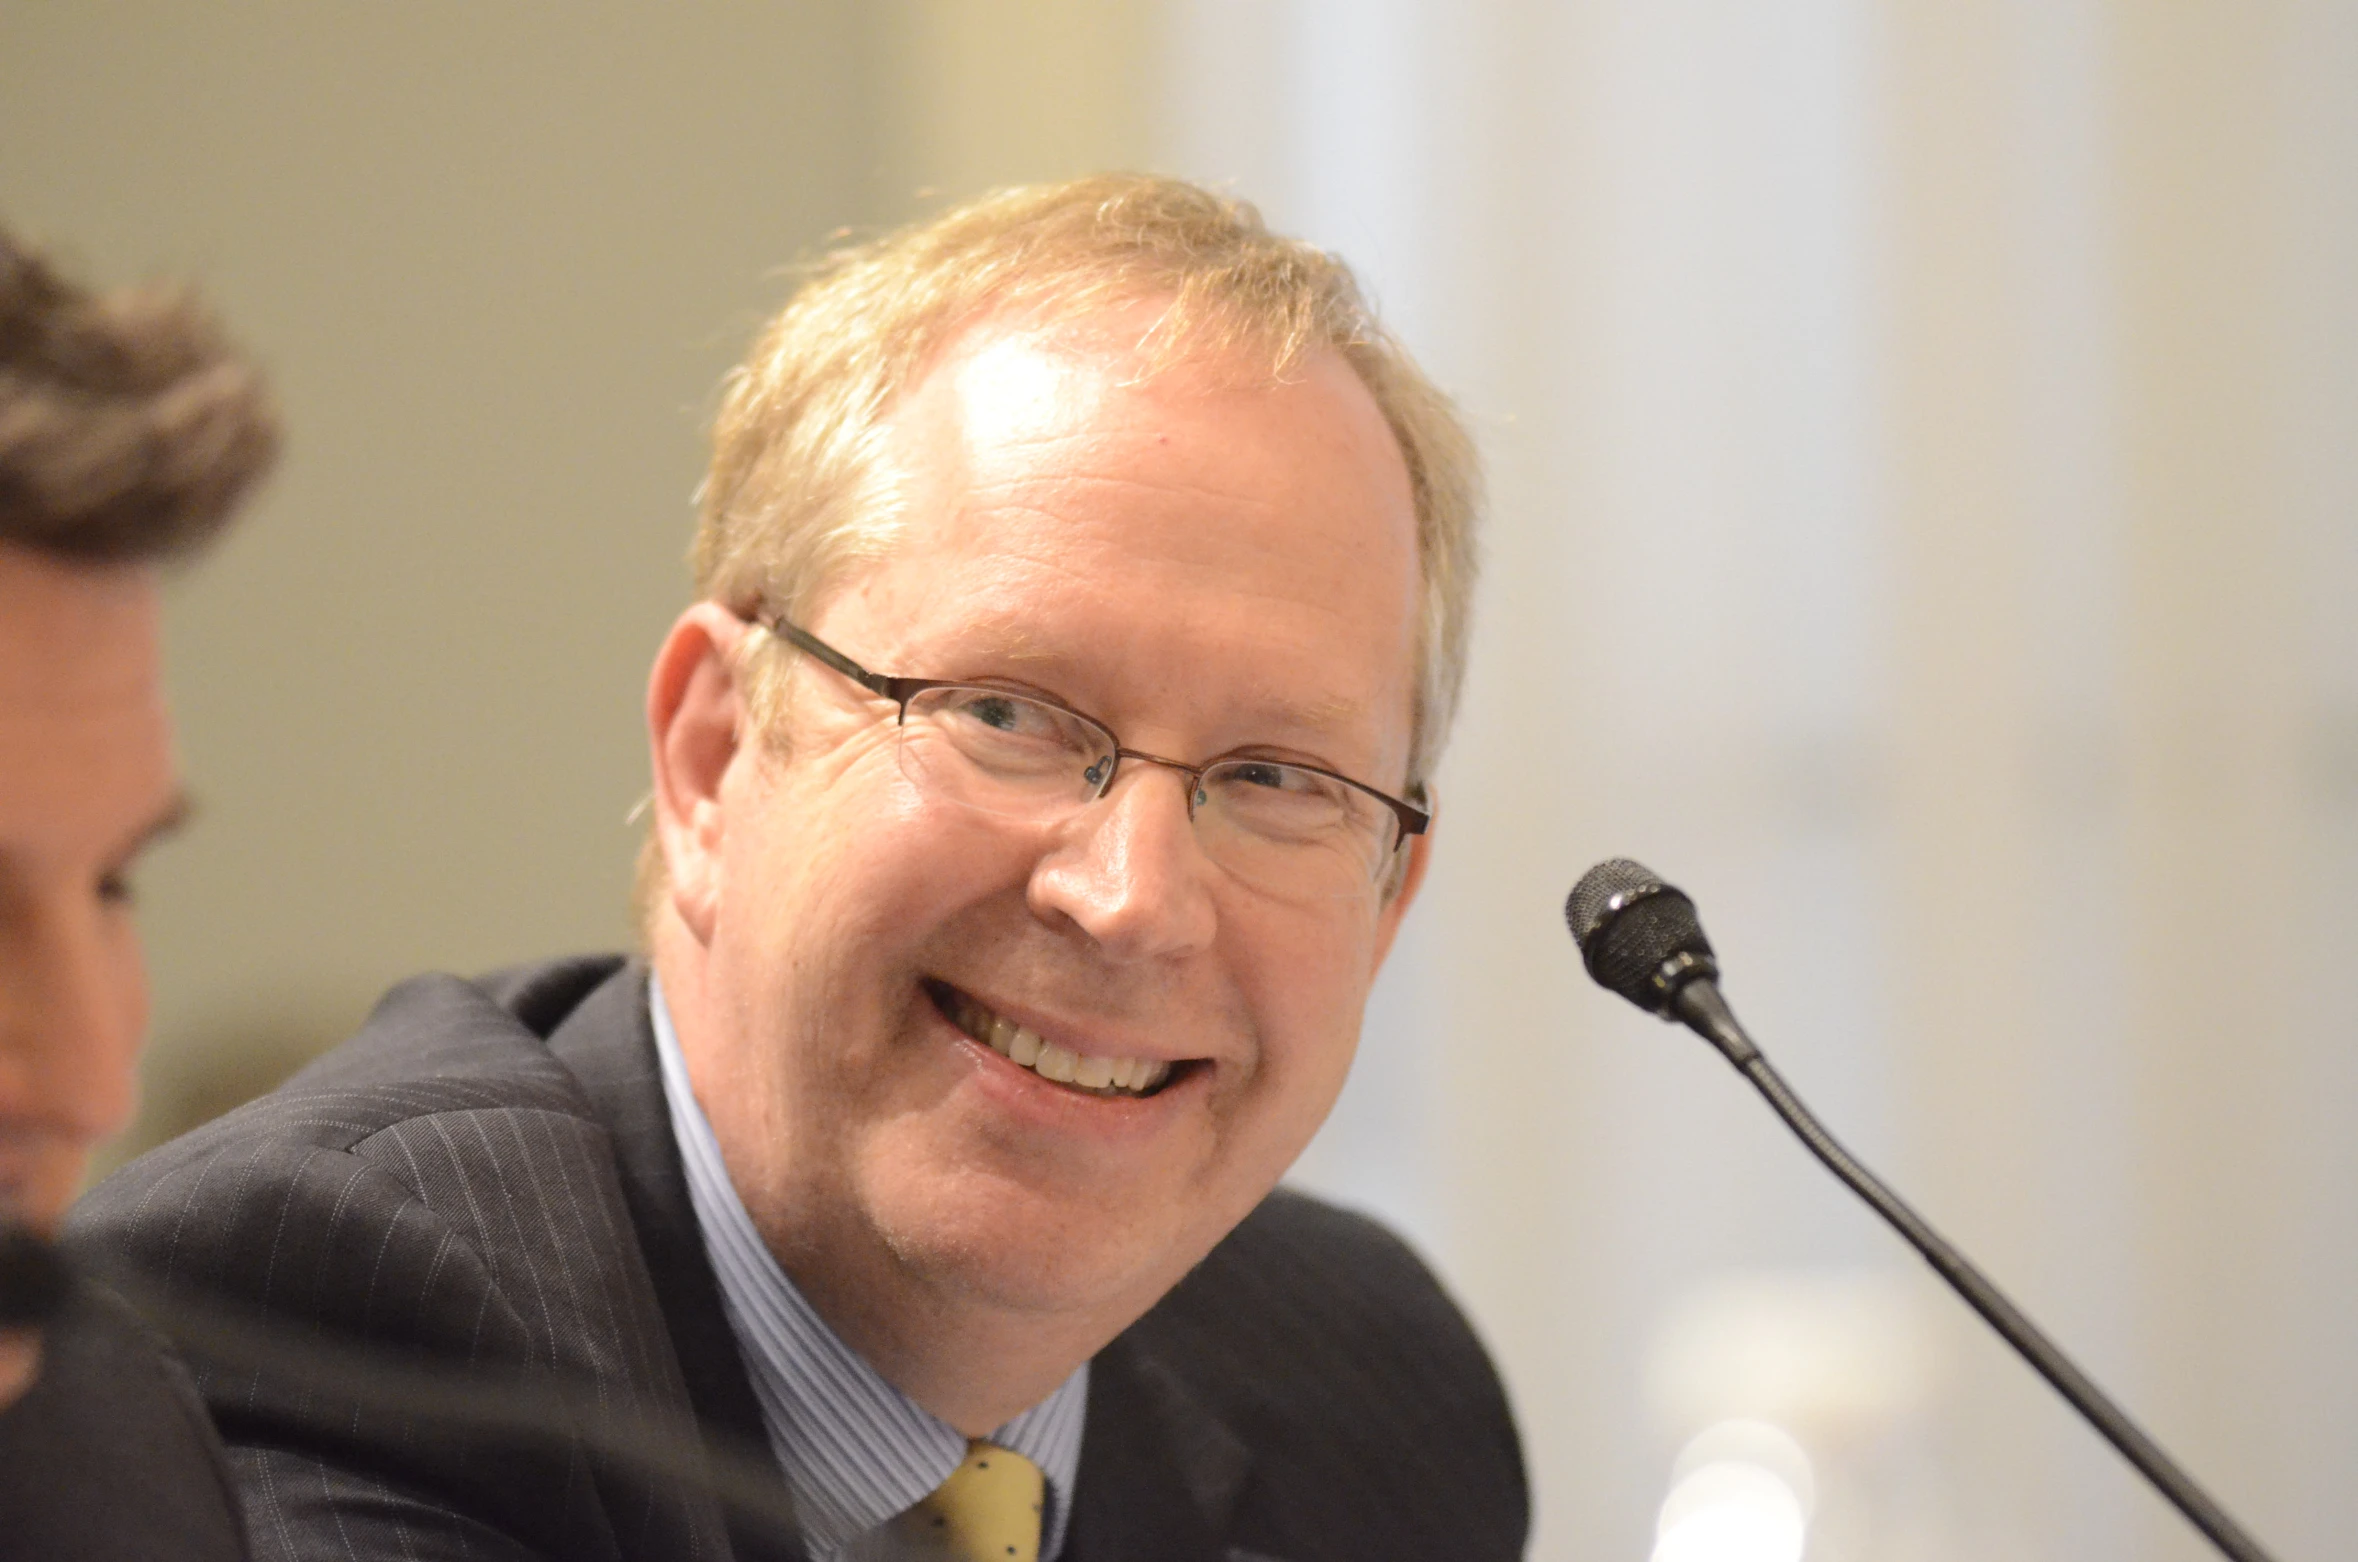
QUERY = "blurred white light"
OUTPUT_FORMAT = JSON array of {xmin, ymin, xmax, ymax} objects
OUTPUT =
[
  {"xmin": 1650, "ymin": 1420, "xmax": 1813, "ymax": 1562},
  {"xmin": 1646, "ymin": 1269, "xmax": 1937, "ymax": 1435}
]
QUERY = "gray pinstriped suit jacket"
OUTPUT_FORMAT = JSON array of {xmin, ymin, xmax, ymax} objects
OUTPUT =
[{"xmin": 68, "ymin": 956, "xmax": 1527, "ymax": 1562}]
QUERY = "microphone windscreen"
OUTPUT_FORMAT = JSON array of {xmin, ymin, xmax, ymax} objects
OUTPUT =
[
  {"xmin": 1565, "ymin": 859, "xmax": 1714, "ymax": 1012},
  {"xmin": 1564, "ymin": 857, "xmax": 1662, "ymax": 945},
  {"xmin": 0, "ymin": 1224, "xmax": 70, "ymax": 1327}
]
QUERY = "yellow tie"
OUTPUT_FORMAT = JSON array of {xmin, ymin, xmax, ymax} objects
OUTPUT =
[{"xmin": 885, "ymin": 1440, "xmax": 1045, "ymax": 1562}]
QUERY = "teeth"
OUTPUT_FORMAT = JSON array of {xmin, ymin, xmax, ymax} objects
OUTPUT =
[{"xmin": 935, "ymin": 984, "xmax": 1170, "ymax": 1097}]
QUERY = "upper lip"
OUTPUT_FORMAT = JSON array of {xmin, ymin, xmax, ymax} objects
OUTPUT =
[{"xmin": 930, "ymin": 977, "xmax": 1205, "ymax": 1065}]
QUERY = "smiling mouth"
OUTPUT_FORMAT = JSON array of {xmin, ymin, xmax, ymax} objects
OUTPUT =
[{"xmin": 925, "ymin": 980, "xmax": 1180, "ymax": 1098}]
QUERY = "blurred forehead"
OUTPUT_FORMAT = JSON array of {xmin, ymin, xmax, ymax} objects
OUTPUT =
[
  {"xmin": 0, "ymin": 546, "xmax": 172, "ymax": 836},
  {"xmin": 0, "ymin": 547, "xmax": 163, "ymax": 712}
]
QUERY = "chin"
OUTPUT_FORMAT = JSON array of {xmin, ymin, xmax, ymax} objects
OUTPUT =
[{"xmin": 874, "ymin": 1174, "xmax": 1205, "ymax": 1321}]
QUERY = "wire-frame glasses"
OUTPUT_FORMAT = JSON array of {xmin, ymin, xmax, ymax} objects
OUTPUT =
[{"xmin": 755, "ymin": 614, "xmax": 1428, "ymax": 904}]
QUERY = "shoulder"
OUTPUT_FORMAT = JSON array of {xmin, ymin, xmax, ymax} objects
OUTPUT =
[
  {"xmin": 1112, "ymin": 1188, "xmax": 1528, "ymax": 1559},
  {"xmin": 87, "ymin": 956, "xmax": 631, "ymax": 1206},
  {"xmin": 80, "ymin": 954, "xmax": 630, "ymax": 1188},
  {"xmin": 248, "ymin": 952, "xmax": 633, "ymax": 1130},
  {"xmin": 58, "ymin": 956, "xmax": 724, "ymax": 1560},
  {"xmin": 63, "ymin": 955, "xmax": 646, "ymax": 1362}
]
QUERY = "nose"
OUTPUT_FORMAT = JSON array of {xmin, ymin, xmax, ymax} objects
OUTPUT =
[
  {"xmin": 1026, "ymin": 760, "xmax": 1219, "ymax": 961},
  {"xmin": 0, "ymin": 896, "xmax": 146, "ymax": 1160}
]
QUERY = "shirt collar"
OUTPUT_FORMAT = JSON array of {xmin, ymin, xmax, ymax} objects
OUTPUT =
[{"xmin": 649, "ymin": 975, "xmax": 1089, "ymax": 1560}]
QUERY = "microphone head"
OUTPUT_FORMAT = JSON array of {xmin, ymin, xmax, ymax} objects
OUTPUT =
[
  {"xmin": 1565, "ymin": 858, "xmax": 1718, "ymax": 1014},
  {"xmin": 0, "ymin": 1224, "xmax": 71, "ymax": 1328}
]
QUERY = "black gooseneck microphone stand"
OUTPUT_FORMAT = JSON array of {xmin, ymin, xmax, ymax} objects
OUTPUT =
[{"xmin": 1566, "ymin": 857, "xmax": 2283, "ymax": 1562}]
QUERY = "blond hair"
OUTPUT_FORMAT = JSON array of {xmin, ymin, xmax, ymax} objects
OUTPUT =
[{"xmin": 642, "ymin": 175, "xmax": 1481, "ymax": 920}]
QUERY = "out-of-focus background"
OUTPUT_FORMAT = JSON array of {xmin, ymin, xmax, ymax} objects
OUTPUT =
[{"xmin": 5, "ymin": 6, "xmax": 2351, "ymax": 1559}]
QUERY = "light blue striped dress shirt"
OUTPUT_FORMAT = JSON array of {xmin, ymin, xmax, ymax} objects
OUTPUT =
[{"xmin": 650, "ymin": 978, "xmax": 1089, "ymax": 1560}]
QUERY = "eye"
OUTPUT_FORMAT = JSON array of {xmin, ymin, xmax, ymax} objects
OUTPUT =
[
  {"xmin": 963, "ymin": 694, "xmax": 1018, "ymax": 730},
  {"xmin": 908, "ymin": 686, "xmax": 1113, "ymax": 783},
  {"xmin": 935, "ymin": 688, "xmax": 1073, "ymax": 742},
  {"xmin": 1229, "ymin": 761, "xmax": 1303, "ymax": 792},
  {"xmin": 1203, "ymin": 760, "xmax": 1359, "ymax": 839}
]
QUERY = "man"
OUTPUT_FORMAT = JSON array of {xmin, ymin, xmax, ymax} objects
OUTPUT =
[
  {"xmin": 75, "ymin": 176, "xmax": 1527, "ymax": 1562},
  {"xmin": 0, "ymin": 224, "xmax": 278, "ymax": 1558}
]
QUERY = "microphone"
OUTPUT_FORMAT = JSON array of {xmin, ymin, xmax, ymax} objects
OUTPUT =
[{"xmin": 1565, "ymin": 859, "xmax": 2280, "ymax": 1562}]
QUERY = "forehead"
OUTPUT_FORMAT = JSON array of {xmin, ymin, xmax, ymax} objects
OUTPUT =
[
  {"xmin": 867, "ymin": 311, "xmax": 1414, "ymax": 641},
  {"xmin": 839, "ymin": 308, "xmax": 1421, "ymax": 751},
  {"xmin": 0, "ymin": 548, "xmax": 173, "ymax": 857}
]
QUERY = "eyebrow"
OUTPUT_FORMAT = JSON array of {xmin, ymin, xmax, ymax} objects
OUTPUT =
[
  {"xmin": 961, "ymin": 639, "xmax": 1378, "ymax": 749},
  {"xmin": 953, "ymin": 643, "xmax": 1360, "ymax": 733}
]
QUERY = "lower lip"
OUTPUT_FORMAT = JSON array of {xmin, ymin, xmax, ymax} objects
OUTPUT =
[{"xmin": 927, "ymin": 1003, "xmax": 1197, "ymax": 1143}]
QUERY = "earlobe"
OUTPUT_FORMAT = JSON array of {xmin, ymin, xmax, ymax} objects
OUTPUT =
[{"xmin": 646, "ymin": 604, "xmax": 751, "ymax": 945}]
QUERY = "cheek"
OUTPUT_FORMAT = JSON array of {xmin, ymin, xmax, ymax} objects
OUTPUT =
[
  {"xmin": 0, "ymin": 899, "xmax": 149, "ymax": 1159},
  {"xmin": 739, "ymin": 801, "xmax": 974, "ymax": 968},
  {"xmin": 712, "ymin": 757, "xmax": 1037, "ymax": 1054},
  {"xmin": 722, "ymin": 741, "xmax": 919, "ymax": 928},
  {"xmin": 105, "ymin": 912, "xmax": 151, "ymax": 1053},
  {"xmin": 1231, "ymin": 910, "xmax": 1382, "ymax": 1107}
]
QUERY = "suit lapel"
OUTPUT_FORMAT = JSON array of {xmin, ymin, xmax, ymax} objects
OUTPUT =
[
  {"xmin": 1066, "ymin": 1330, "xmax": 1252, "ymax": 1562},
  {"xmin": 545, "ymin": 961, "xmax": 808, "ymax": 1562}
]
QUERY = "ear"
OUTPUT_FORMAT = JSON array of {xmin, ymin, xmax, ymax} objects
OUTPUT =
[
  {"xmin": 647, "ymin": 603, "xmax": 754, "ymax": 945},
  {"xmin": 1368, "ymin": 815, "xmax": 1434, "ymax": 970}
]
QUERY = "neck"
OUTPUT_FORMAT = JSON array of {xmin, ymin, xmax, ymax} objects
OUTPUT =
[{"xmin": 774, "ymin": 1238, "xmax": 1115, "ymax": 1437}]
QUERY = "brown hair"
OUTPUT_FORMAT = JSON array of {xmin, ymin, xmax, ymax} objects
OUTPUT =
[{"xmin": 0, "ymin": 225, "xmax": 279, "ymax": 565}]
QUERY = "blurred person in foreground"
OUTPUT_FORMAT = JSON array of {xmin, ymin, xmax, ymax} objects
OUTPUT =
[
  {"xmin": 75, "ymin": 176, "xmax": 1527, "ymax": 1562},
  {"xmin": 0, "ymin": 223, "xmax": 277, "ymax": 1558}
]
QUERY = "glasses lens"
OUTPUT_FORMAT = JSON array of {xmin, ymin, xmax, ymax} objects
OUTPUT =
[
  {"xmin": 898, "ymin": 686, "xmax": 1115, "ymax": 818},
  {"xmin": 1193, "ymin": 758, "xmax": 1396, "ymax": 901}
]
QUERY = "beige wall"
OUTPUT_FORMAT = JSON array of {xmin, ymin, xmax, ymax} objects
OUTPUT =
[{"xmin": 7, "ymin": 7, "xmax": 2353, "ymax": 1561}]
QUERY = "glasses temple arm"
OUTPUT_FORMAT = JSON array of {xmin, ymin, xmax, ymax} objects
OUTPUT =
[{"xmin": 767, "ymin": 617, "xmax": 906, "ymax": 700}]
